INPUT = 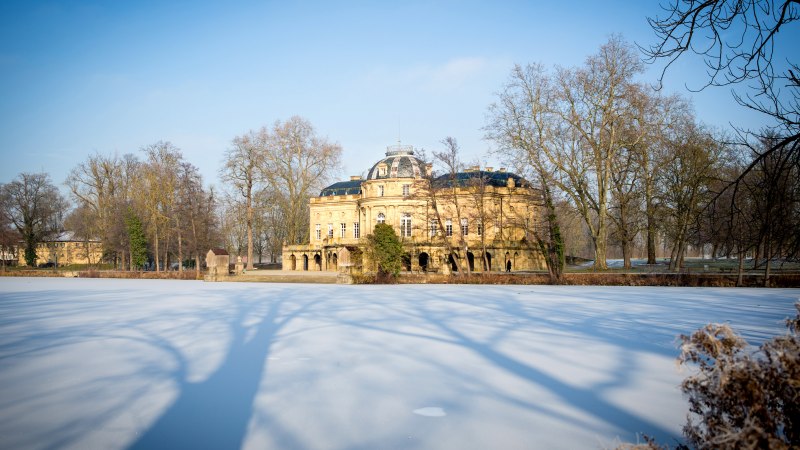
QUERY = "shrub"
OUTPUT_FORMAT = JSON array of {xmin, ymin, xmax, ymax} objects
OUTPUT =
[
  {"xmin": 677, "ymin": 303, "xmax": 799, "ymax": 449},
  {"xmin": 618, "ymin": 303, "xmax": 799, "ymax": 449},
  {"xmin": 364, "ymin": 223, "xmax": 403, "ymax": 279}
]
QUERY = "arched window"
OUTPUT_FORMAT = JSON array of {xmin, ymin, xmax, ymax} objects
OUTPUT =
[
  {"xmin": 377, "ymin": 213, "xmax": 385, "ymax": 224},
  {"xmin": 401, "ymin": 213, "xmax": 412, "ymax": 237}
]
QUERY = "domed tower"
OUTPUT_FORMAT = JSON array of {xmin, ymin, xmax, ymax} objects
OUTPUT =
[
  {"xmin": 361, "ymin": 144, "xmax": 428, "ymax": 200},
  {"xmin": 365, "ymin": 144, "xmax": 426, "ymax": 180}
]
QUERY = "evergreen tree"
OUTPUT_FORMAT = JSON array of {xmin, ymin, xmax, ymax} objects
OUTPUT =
[
  {"xmin": 366, "ymin": 223, "xmax": 403, "ymax": 278},
  {"xmin": 125, "ymin": 209, "xmax": 148, "ymax": 270}
]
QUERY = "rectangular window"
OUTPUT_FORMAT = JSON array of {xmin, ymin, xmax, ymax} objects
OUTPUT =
[
  {"xmin": 378, "ymin": 185, "xmax": 384, "ymax": 197},
  {"xmin": 461, "ymin": 218, "xmax": 468, "ymax": 236},
  {"xmin": 315, "ymin": 224, "xmax": 321, "ymax": 240},
  {"xmin": 327, "ymin": 223, "xmax": 333, "ymax": 238},
  {"xmin": 429, "ymin": 219, "xmax": 437, "ymax": 237},
  {"xmin": 477, "ymin": 221, "xmax": 483, "ymax": 237},
  {"xmin": 401, "ymin": 214, "xmax": 412, "ymax": 238},
  {"xmin": 353, "ymin": 222, "xmax": 360, "ymax": 239},
  {"xmin": 402, "ymin": 184, "xmax": 410, "ymax": 197},
  {"xmin": 340, "ymin": 223, "xmax": 346, "ymax": 238},
  {"xmin": 445, "ymin": 219, "xmax": 453, "ymax": 237}
]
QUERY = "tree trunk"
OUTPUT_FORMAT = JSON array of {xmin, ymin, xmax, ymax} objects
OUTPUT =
[
  {"xmin": 763, "ymin": 238, "xmax": 771, "ymax": 287},
  {"xmin": 247, "ymin": 193, "xmax": 254, "ymax": 271},
  {"xmin": 646, "ymin": 189, "xmax": 657, "ymax": 265},
  {"xmin": 177, "ymin": 227, "xmax": 183, "ymax": 272},
  {"xmin": 622, "ymin": 241, "xmax": 631, "ymax": 270},
  {"xmin": 153, "ymin": 229, "xmax": 160, "ymax": 271},
  {"xmin": 736, "ymin": 247, "xmax": 745, "ymax": 287},
  {"xmin": 592, "ymin": 235, "xmax": 608, "ymax": 271}
]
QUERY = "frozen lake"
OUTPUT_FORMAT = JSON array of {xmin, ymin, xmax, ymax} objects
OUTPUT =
[{"xmin": 0, "ymin": 278, "xmax": 797, "ymax": 449}]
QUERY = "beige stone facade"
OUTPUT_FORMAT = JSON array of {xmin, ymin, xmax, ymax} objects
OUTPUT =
[
  {"xmin": 19, "ymin": 232, "xmax": 103, "ymax": 267},
  {"xmin": 282, "ymin": 145, "xmax": 545, "ymax": 274}
]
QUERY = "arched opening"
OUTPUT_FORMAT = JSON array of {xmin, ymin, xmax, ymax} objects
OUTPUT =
[
  {"xmin": 314, "ymin": 254, "xmax": 322, "ymax": 271},
  {"xmin": 290, "ymin": 254, "xmax": 297, "ymax": 271},
  {"xmin": 302, "ymin": 254, "xmax": 309, "ymax": 271},
  {"xmin": 332, "ymin": 253, "xmax": 338, "ymax": 270},
  {"xmin": 467, "ymin": 252, "xmax": 475, "ymax": 272},
  {"xmin": 402, "ymin": 253, "xmax": 411, "ymax": 272},
  {"xmin": 505, "ymin": 251, "xmax": 511, "ymax": 272},
  {"xmin": 448, "ymin": 253, "xmax": 459, "ymax": 272},
  {"xmin": 418, "ymin": 252, "xmax": 429, "ymax": 272},
  {"xmin": 377, "ymin": 212, "xmax": 385, "ymax": 224},
  {"xmin": 484, "ymin": 252, "xmax": 492, "ymax": 271},
  {"xmin": 514, "ymin": 252, "xmax": 519, "ymax": 271}
]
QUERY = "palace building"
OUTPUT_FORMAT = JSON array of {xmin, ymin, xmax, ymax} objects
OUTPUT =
[
  {"xmin": 18, "ymin": 232, "xmax": 104, "ymax": 267},
  {"xmin": 281, "ymin": 145, "xmax": 545, "ymax": 274}
]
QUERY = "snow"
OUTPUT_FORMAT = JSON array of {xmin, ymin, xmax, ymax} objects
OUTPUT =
[{"xmin": 0, "ymin": 278, "xmax": 797, "ymax": 450}]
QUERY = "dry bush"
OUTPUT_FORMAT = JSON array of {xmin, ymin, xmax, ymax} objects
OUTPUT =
[
  {"xmin": 618, "ymin": 303, "xmax": 800, "ymax": 449},
  {"xmin": 678, "ymin": 303, "xmax": 799, "ymax": 449},
  {"xmin": 75, "ymin": 270, "xmax": 201, "ymax": 280}
]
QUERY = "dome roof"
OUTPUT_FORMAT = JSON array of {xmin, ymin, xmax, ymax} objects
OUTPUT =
[{"xmin": 366, "ymin": 145, "xmax": 425, "ymax": 180}]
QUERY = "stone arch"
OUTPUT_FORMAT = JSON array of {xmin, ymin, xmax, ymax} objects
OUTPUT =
[
  {"xmin": 314, "ymin": 253, "xmax": 322, "ymax": 271},
  {"xmin": 332, "ymin": 253, "xmax": 338, "ymax": 270},
  {"xmin": 402, "ymin": 252, "xmax": 411, "ymax": 272},
  {"xmin": 514, "ymin": 252, "xmax": 519, "ymax": 270},
  {"xmin": 467, "ymin": 251, "xmax": 475, "ymax": 272},
  {"xmin": 448, "ymin": 253, "xmax": 459, "ymax": 272},
  {"xmin": 418, "ymin": 252, "xmax": 429, "ymax": 272},
  {"xmin": 290, "ymin": 254, "xmax": 297, "ymax": 271},
  {"xmin": 484, "ymin": 252, "xmax": 492, "ymax": 271},
  {"xmin": 303, "ymin": 254, "xmax": 309, "ymax": 271},
  {"xmin": 505, "ymin": 251, "xmax": 511, "ymax": 272}
]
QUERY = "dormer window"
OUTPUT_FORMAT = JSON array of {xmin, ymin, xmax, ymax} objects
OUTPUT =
[{"xmin": 378, "ymin": 164, "xmax": 387, "ymax": 177}]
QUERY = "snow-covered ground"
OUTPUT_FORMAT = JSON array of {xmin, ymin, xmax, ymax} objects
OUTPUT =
[{"xmin": 0, "ymin": 278, "xmax": 797, "ymax": 450}]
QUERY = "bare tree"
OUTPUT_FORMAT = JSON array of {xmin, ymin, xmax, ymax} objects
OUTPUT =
[
  {"xmin": 65, "ymin": 152, "xmax": 141, "ymax": 267},
  {"xmin": 661, "ymin": 123, "xmax": 724, "ymax": 270},
  {"xmin": 136, "ymin": 142, "xmax": 182, "ymax": 271},
  {"xmin": 261, "ymin": 116, "xmax": 343, "ymax": 246},
  {"xmin": 0, "ymin": 199, "xmax": 21, "ymax": 270},
  {"xmin": 220, "ymin": 132, "xmax": 263, "ymax": 270},
  {"xmin": 487, "ymin": 37, "xmax": 648, "ymax": 270},
  {"xmin": 463, "ymin": 164, "xmax": 497, "ymax": 274},
  {"xmin": 433, "ymin": 137, "xmax": 471, "ymax": 274},
  {"xmin": 644, "ymin": 0, "xmax": 799, "ymax": 185},
  {"xmin": 0, "ymin": 173, "xmax": 67, "ymax": 267}
]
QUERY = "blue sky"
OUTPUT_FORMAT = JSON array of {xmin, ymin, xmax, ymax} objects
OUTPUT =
[{"xmin": 0, "ymin": 0, "xmax": 793, "ymax": 192}]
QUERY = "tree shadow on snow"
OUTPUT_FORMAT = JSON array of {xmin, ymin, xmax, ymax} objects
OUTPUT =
[{"xmin": 127, "ymin": 294, "xmax": 318, "ymax": 450}]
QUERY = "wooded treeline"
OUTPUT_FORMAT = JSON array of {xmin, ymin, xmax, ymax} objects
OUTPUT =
[
  {"xmin": 485, "ymin": 35, "xmax": 798, "ymax": 280},
  {"xmin": 1, "ymin": 28, "xmax": 796, "ymax": 277}
]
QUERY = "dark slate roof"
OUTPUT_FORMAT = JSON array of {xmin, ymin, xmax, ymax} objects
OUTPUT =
[
  {"xmin": 433, "ymin": 170, "xmax": 529, "ymax": 188},
  {"xmin": 319, "ymin": 180, "xmax": 363, "ymax": 197},
  {"xmin": 366, "ymin": 152, "xmax": 424, "ymax": 179}
]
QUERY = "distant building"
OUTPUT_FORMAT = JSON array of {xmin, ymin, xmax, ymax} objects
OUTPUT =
[
  {"xmin": 18, "ymin": 232, "xmax": 103, "ymax": 267},
  {"xmin": 282, "ymin": 144, "xmax": 545, "ymax": 273}
]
